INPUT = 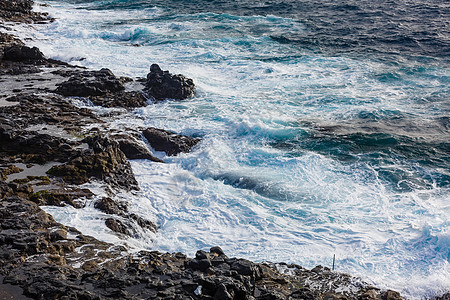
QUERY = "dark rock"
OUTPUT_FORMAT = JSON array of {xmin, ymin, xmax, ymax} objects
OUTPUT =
[
  {"xmin": 145, "ymin": 64, "xmax": 195, "ymax": 100},
  {"xmin": 29, "ymin": 189, "xmax": 92, "ymax": 208},
  {"xmin": 3, "ymin": 45, "xmax": 46, "ymax": 63},
  {"xmin": 0, "ymin": 0, "xmax": 50, "ymax": 22},
  {"xmin": 105, "ymin": 218, "xmax": 131, "ymax": 235},
  {"xmin": 381, "ymin": 290, "xmax": 403, "ymax": 300},
  {"xmin": 47, "ymin": 135, "xmax": 138, "ymax": 190},
  {"xmin": 359, "ymin": 289, "xmax": 378, "ymax": 300},
  {"xmin": 196, "ymin": 250, "xmax": 210, "ymax": 260},
  {"xmin": 142, "ymin": 127, "xmax": 200, "ymax": 156},
  {"xmin": 210, "ymin": 246, "xmax": 226, "ymax": 257},
  {"xmin": 117, "ymin": 138, "xmax": 163, "ymax": 162},
  {"xmin": 94, "ymin": 197, "xmax": 127, "ymax": 215},
  {"xmin": 231, "ymin": 259, "xmax": 261, "ymax": 279},
  {"xmin": 129, "ymin": 213, "xmax": 157, "ymax": 232},
  {"xmin": 435, "ymin": 293, "xmax": 450, "ymax": 300},
  {"xmin": 55, "ymin": 68, "xmax": 125, "ymax": 97},
  {"xmin": 187, "ymin": 258, "xmax": 212, "ymax": 272},
  {"xmin": 89, "ymin": 91, "xmax": 149, "ymax": 108},
  {"xmin": 214, "ymin": 283, "xmax": 233, "ymax": 300},
  {"xmin": 289, "ymin": 288, "xmax": 315, "ymax": 300}
]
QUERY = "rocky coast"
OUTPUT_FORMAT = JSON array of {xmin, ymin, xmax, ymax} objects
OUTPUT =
[{"xmin": 0, "ymin": 1, "xmax": 446, "ymax": 299}]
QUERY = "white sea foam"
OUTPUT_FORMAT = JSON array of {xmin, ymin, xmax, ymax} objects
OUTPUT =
[{"xmin": 27, "ymin": 1, "xmax": 450, "ymax": 298}]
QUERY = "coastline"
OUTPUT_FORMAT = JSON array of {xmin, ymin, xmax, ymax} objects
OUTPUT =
[{"xmin": 0, "ymin": 1, "xmax": 448, "ymax": 299}]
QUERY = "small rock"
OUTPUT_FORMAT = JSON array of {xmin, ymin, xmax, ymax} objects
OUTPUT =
[
  {"xmin": 105, "ymin": 218, "xmax": 131, "ymax": 236},
  {"xmin": 381, "ymin": 290, "xmax": 403, "ymax": 300},
  {"xmin": 142, "ymin": 127, "xmax": 200, "ymax": 156},
  {"xmin": 94, "ymin": 197, "xmax": 127, "ymax": 215},
  {"xmin": 210, "ymin": 246, "xmax": 226, "ymax": 257}
]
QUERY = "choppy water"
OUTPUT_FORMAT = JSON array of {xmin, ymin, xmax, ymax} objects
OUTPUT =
[{"xmin": 14, "ymin": 0, "xmax": 450, "ymax": 298}]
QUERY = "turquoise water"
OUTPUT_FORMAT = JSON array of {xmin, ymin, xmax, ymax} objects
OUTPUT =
[{"xmin": 25, "ymin": 0, "xmax": 450, "ymax": 298}]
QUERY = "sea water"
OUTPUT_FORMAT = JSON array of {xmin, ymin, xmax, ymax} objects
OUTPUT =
[{"xmin": 9, "ymin": 0, "xmax": 450, "ymax": 298}]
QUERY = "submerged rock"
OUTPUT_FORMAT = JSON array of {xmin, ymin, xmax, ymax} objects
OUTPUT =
[
  {"xmin": 142, "ymin": 127, "xmax": 200, "ymax": 156},
  {"xmin": 145, "ymin": 63, "xmax": 195, "ymax": 100}
]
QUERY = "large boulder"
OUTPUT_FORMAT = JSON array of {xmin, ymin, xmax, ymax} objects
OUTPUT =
[
  {"xmin": 55, "ymin": 68, "xmax": 125, "ymax": 97},
  {"xmin": 145, "ymin": 64, "xmax": 195, "ymax": 100},
  {"xmin": 2, "ymin": 45, "xmax": 46, "ymax": 63},
  {"xmin": 142, "ymin": 127, "xmax": 200, "ymax": 156}
]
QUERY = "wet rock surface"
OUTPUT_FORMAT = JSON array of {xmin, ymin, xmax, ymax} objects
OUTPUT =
[
  {"xmin": 145, "ymin": 63, "xmax": 195, "ymax": 100},
  {"xmin": 47, "ymin": 135, "xmax": 139, "ymax": 190},
  {"xmin": 115, "ymin": 135, "xmax": 164, "ymax": 162},
  {"xmin": 0, "ymin": 197, "xmax": 405, "ymax": 300},
  {"xmin": 55, "ymin": 68, "xmax": 126, "ymax": 97},
  {"xmin": 0, "ymin": 0, "xmax": 51, "ymax": 23},
  {"xmin": 143, "ymin": 127, "xmax": 201, "ymax": 156}
]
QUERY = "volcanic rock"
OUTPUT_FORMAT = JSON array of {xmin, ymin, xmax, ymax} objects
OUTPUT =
[
  {"xmin": 47, "ymin": 135, "xmax": 138, "ymax": 190},
  {"xmin": 55, "ymin": 68, "xmax": 125, "ymax": 97},
  {"xmin": 2, "ymin": 45, "xmax": 46, "ymax": 63},
  {"xmin": 105, "ymin": 218, "xmax": 131, "ymax": 235},
  {"xmin": 142, "ymin": 127, "xmax": 200, "ymax": 156},
  {"xmin": 145, "ymin": 63, "xmax": 195, "ymax": 100},
  {"xmin": 117, "ymin": 138, "xmax": 163, "ymax": 162},
  {"xmin": 89, "ymin": 90, "xmax": 148, "ymax": 108}
]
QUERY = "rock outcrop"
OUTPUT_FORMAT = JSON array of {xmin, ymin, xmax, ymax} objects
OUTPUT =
[
  {"xmin": 145, "ymin": 63, "xmax": 195, "ymax": 100},
  {"xmin": 3, "ymin": 45, "xmax": 47, "ymax": 63},
  {"xmin": 55, "ymin": 68, "xmax": 126, "ymax": 97},
  {"xmin": 47, "ymin": 135, "xmax": 139, "ymax": 190},
  {"xmin": 143, "ymin": 127, "xmax": 201, "ymax": 156},
  {"xmin": 0, "ymin": 196, "xmax": 399, "ymax": 299}
]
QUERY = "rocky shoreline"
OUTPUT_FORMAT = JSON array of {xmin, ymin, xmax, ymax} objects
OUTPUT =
[{"xmin": 0, "ymin": 1, "xmax": 447, "ymax": 299}]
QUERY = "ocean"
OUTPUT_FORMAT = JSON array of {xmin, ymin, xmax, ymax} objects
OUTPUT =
[{"xmin": 12, "ymin": 0, "xmax": 450, "ymax": 298}]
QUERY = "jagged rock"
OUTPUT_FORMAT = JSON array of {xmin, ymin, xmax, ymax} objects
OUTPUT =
[
  {"xmin": 55, "ymin": 68, "xmax": 125, "ymax": 97},
  {"xmin": 47, "ymin": 135, "xmax": 138, "ymax": 190},
  {"xmin": 129, "ymin": 213, "xmax": 157, "ymax": 232},
  {"xmin": 142, "ymin": 127, "xmax": 200, "ymax": 156},
  {"xmin": 381, "ymin": 290, "xmax": 403, "ymax": 300},
  {"xmin": 0, "ymin": 0, "xmax": 33, "ymax": 14},
  {"xmin": 117, "ymin": 138, "xmax": 163, "ymax": 162},
  {"xmin": 230, "ymin": 258, "xmax": 262, "ymax": 279},
  {"xmin": 290, "ymin": 288, "xmax": 316, "ymax": 300},
  {"xmin": 30, "ymin": 189, "xmax": 93, "ymax": 208},
  {"xmin": 210, "ymin": 246, "xmax": 227, "ymax": 257},
  {"xmin": 89, "ymin": 90, "xmax": 149, "ymax": 108},
  {"xmin": 0, "ymin": 129, "xmax": 77, "ymax": 164},
  {"xmin": 105, "ymin": 218, "xmax": 131, "ymax": 235},
  {"xmin": 145, "ymin": 64, "xmax": 195, "ymax": 100},
  {"xmin": 94, "ymin": 197, "xmax": 127, "ymax": 215},
  {"xmin": 0, "ymin": 199, "xmax": 405, "ymax": 300},
  {"xmin": 3, "ymin": 45, "xmax": 46, "ymax": 63}
]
